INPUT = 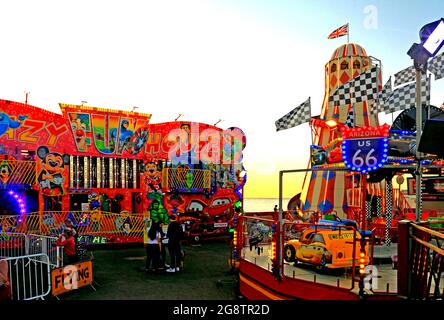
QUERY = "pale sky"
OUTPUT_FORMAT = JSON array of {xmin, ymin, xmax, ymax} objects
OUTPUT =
[{"xmin": 0, "ymin": 0, "xmax": 443, "ymax": 199}]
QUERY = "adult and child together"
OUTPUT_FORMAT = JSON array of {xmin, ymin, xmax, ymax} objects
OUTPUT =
[
  {"xmin": 145, "ymin": 214, "xmax": 184, "ymax": 273},
  {"xmin": 56, "ymin": 216, "xmax": 185, "ymax": 273}
]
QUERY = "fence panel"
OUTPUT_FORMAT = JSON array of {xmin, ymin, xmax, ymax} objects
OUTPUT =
[
  {"xmin": 26, "ymin": 234, "xmax": 63, "ymax": 268},
  {"xmin": 0, "ymin": 232, "xmax": 26, "ymax": 258},
  {"xmin": 1, "ymin": 253, "xmax": 51, "ymax": 300}
]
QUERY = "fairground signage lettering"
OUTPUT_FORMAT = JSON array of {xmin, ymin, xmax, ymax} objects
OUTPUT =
[
  {"xmin": 51, "ymin": 260, "xmax": 93, "ymax": 296},
  {"xmin": 78, "ymin": 235, "xmax": 107, "ymax": 245},
  {"xmin": 341, "ymin": 124, "xmax": 390, "ymax": 174}
]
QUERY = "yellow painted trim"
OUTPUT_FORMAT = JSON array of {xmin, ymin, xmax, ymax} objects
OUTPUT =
[
  {"xmin": 59, "ymin": 103, "xmax": 152, "ymax": 118},
  {"xmin": 239, "ymin": 274, "xmax": 284, "ymax": 300}
]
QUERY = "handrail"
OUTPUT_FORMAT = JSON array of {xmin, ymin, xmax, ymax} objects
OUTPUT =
[
  {"xmin": 411, "ymin": 235, "xmax": 444, "ymax": 256},
  {"xmin": 411, "ymin": 223, "xmax": 444, "ymax": 241}
]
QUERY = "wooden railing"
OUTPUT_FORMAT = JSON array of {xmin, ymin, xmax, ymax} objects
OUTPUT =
[{"xmin": 398, "ymin": 221, "xmax": 444, "ymax": 300}]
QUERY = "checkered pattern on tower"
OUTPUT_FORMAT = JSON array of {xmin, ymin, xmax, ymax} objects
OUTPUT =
[
  {"xmin": 365, "ymin": 199, "xmax": 371, "ymax": 222},
  {"xmin": 328, "ymin": 67, "xmax": 379, "ymax": 107},
  {"xmin": 384, "ymin": 76, "xmax": 430, "ymax": 114},
  {"xmin": 275, "ymin": 97, "xmax": 311, "ymax": 131},
  {"xmin": 373, "ymin": 77, "xmax": 392, "ymax": 115},
  {"xmin": 345, "ymin": 107, "xmax": 355, "ymax": 127},
  {"xmin": 385, "ymin": 180, "xmax": 393, "ymax": 246},
  {"xmin": 428, "ymin": 52, "xmax": 444, "ymax": 80},
  {"xmin": 394, "ymin": 66, "xmax": 417, "ymax": 87},
  {"xmin": 376, "ymin": 197, "xmax": 382, "ymax": 217}
]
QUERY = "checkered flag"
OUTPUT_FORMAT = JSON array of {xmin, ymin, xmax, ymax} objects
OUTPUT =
[
  {"xmin": 394, "ymin": 66, "xmax": 416, "ymax": 86},
  {"xmin": 275, "ymin": 97, "xmax": 311, "ymax": 131},
  {"xmin": 384, "ymin": 76, "xmax": 430, "ymax": 114},
  {"xmin": 372, "ymin": 77, "xmax": 392, "ymax": 115},
  {"xmin": 345, "ymin": 107, "xmax": 355, "ymax": 127},
  {"xmin": 428, "ymin": 52, "xmax": 444, "ymax": 80},
  {"xmin": 329, "ymin": 67, "xmax": 379, "ymax": 107}
]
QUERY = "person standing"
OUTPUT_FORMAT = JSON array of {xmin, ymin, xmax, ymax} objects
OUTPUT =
[
  {"xmin": 64, "ymin": 218, "xmax": 81, "ymax": 257},
  {"xmin": 0, "ymin": 260, "xmax": 11, "ymax": 301},
  {"xmin": 145, "ymin": 222, "xmax": 162, "ymax": 272},
  {"xmin": 166, "ymin": 214, "xmax": 183, "ymax": 273},
  {"xmin": 56, "ymin": 228, "xmax": 78, "ymax": 265},
  {"xmin": 159, "ymin": 223, "xmax": 169, "ymax": 269}
]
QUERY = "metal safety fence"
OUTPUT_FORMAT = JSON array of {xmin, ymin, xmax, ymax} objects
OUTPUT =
[
  {"xmin": 1, "ymin": 253, "xmax": 51, "ymax": 300},
  {"xmin": 0, "ymin": 232, "xmax": 26, "ymax": 258},
  {"xmin": 1, "ymin": 232, "xmax": 63, "ymax": 268},
  {"xmin": 26, "ymin": 234, "xmax": 63, "ymax": 268}
]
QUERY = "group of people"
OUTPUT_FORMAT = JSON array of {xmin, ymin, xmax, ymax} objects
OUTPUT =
[{"xmin": 145, "ymin": 214, "xmax": 184, "ymax": 273}]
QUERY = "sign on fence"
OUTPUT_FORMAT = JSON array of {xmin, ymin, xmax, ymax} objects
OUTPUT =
[{"xmin": 51, "ymin": 260, "xmax": 93, "ymax": 296}]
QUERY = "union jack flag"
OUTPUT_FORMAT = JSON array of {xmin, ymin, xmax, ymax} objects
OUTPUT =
[{"xmin": 328, "ymin": 23, "xmax": 349, "ymax": 39}]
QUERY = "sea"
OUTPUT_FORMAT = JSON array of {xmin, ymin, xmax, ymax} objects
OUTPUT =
[{"xmin": 243, "ymin": 198, "xmax": 291, "ymax": 213}]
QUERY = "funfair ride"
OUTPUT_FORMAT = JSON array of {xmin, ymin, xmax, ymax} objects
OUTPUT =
[
  {"xmin": 234, "ymin": 42, "xmax": 444, "ymax": 300},
  {"xmin": 0, "ymin": 101, "xmax": 246, "ymax": 245}
]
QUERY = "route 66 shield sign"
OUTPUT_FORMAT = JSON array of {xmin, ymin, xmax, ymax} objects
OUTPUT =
[{"xmin": 342, "ymin": 137, "xmax": 389, "ymax": 173}]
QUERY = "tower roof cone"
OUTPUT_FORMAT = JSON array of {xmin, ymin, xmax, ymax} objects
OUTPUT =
[{"xmin": 330, "ymin": 43, "xmax": 368, "ymax": 60}]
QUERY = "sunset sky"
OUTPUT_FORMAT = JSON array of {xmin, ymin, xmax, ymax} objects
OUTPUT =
[{"xmin": 0, "ymin": 0, "xmax": 443, "ymax": 199}]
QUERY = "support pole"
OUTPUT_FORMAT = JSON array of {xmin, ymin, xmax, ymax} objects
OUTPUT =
[
  {"xmin": 278, "ymin": 171, "xmax": 283, "ymax": 278},
  {"xmin": 415, "ymin": 68, "xmax": 423, "ymax": 222},
  {"xmin": 385, "ymin": 178, "xmax": 393, "ymax": 246}
]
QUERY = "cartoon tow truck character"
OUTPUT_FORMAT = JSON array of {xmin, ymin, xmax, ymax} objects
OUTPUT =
[
  {"xmin": 283, "ymin": 228, "xmax": 369, "ymax": 270},
  {"xmin": 178, "ymin": 191, "xmax": 237, "ymax": 242}
]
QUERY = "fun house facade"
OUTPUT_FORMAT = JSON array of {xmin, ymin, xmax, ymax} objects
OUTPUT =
[{"xmin": 0, "ymin": 100, "xmax": 246, "ymax": 243}]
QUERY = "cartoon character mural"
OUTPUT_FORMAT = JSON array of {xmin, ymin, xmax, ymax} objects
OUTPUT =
[
  {"xmin": 68, "ymin": 113, "xmax": 91, "ymax": 152},
  {"xmin": 148, "ymin": 193, "xmax": 168, "ymax": 224},
  {"xmin": 114, "ymin": 210, "xmax": 132, "ymax": 234},
  {"xmin": 0, "ymin": 113, "xmax": 27, "ymax": 137},
  {"xmin": 0, "ymin": 155, "xmax": 16, "ymax": 185},
  {"xmin": 168, "ymin": 193, "xmax": 185, "ymax": 215},
  {"xmin": 36, "ymin": 146, "xmax": 69, "ymax": 196},
  {"xmin": 110, "ymin": 119, "xmax": 134, "ymax": 154},
  {"xmin": 128, "ymin": 126, "xmax": 149, "ymax": 155},
  {"xmin": 142, "ymin": 161, "xmax": 162, "ymax": 193},
  {"xmin": 89, "ymin": 192, "xmax": 102, "ymax": 231},
  {"xmin": 89, "ymin": 192, "xmax": 101, "ymax": 211}
]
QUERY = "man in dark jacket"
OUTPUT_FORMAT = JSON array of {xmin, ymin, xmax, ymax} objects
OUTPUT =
[{"xmin": 166, "ymin": 214, "xmax": 183, "ymax": 273}]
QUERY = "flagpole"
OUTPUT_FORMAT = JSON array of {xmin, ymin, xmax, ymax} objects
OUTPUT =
[{"xmin": 347, "ymin": 22, "xmax": 350, "ymax": 44}]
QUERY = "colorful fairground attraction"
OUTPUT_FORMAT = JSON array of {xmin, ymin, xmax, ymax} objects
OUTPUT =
[
  {"xmin": 232, "ymin": 20, "xmax": 444, "ymax": 300},
  {"xmin": 0, "ymin": 100, "xmax": 246, "ymax": 246}
]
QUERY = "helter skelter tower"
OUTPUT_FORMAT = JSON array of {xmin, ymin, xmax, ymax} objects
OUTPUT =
[{"xmin": 300, "ymin": 43, "xmax": 384, "ymax": 219}]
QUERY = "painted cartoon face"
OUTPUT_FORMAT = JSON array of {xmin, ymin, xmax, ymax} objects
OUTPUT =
[
  {"xmin": 180, "ymin": 124, "xmax": 191, "ymax": 134},
  {"xmin": 151, "ymin": 201, "xmax": 159, "ymax": 210},
  {"xmin": 0, "ymin": 163, "xmax": 10, "ymax": 183},
  {"xmin": 43, "ymin": 154, "xmax": 65, "ymax": 174},
  {"xmin": 210, "ymin": 198, "xmax": 231, "ymax": 207},
  {"xmin": 188, "ymin": 200, "xmax": 205, "ymax": 212},
  {"xmin": 146, "ymin": 163, "xmax": 158, "ymax": 178},
  {"xmin": 71, "ymin": 119, "xmax": 87, "ymax": 150}
]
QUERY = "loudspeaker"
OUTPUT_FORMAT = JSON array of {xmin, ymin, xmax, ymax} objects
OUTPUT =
[{"xmin": 418, "ymin": 119, "xmax": 444, "ymax": 156}]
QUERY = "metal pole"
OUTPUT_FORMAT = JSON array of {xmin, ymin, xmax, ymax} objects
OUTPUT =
[
  {"xmin": 278, "ymin": 171, "xmax": 283, "ymax": 277},
  {"xmin": 415, "ymin": 68, "xmax": 422, "ymax": 222}
]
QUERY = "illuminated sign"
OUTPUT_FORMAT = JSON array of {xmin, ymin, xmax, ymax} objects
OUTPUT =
[
  {"xmin": 51, "ymin": 260, "xmax": 93, "ymax": 296},
  {"xmin": 78, "ymin": 235, "xmax": 107, "ymax": 245},
  {"xmin": 214, "ymin": 222, "xmax": 228, "ymax": 228},
  {"xmin": 327, "ymin": 232, "xmax": 355, "ymax": 240},
  {"xmin": 341, "ymin": 125, "xmax": 390, "ymax": 174}
]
